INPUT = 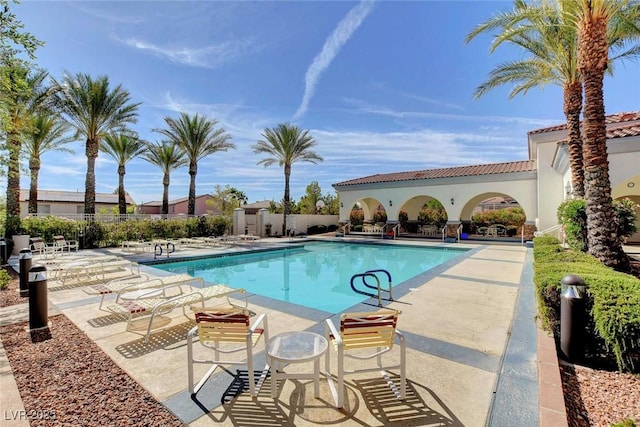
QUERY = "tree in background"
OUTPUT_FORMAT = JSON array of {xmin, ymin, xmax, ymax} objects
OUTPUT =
[
  {"xmin": 467, "ymin": 0, "xmax": 640, "ymax": 199},
  {"xmin": 0, "ymin": 64, "xmax": 49, "ymax": 235},
  {"xmin": 252, "ymin": 123, "xmax": 322, "ymax": 235},
  {"xmin": 0, "ymin": 0, "xmax": 44, "ymax": 235},
  {"xmin": 467, "ymin": 1, "xmax": 586, "ymax": 197},
  {"xmin": 323, "ymin": 192, "xmax": 340, "ymax": 215},
  {"xmin": 141, "ymin": 140, "xmax": 186, "ymax": 216},
  {"xmin": 567, "ymin": 0, "xmax": 640, "ymax": 270},
  {"xmin": 51, "ymin": 73, "xmax": 139, "ymax": 215},
  {"xmin": 155, "ymin": 112, "xmax": 234, "ymax": 216},
  {"xmin": 23, "ymin": 112, "xmax": 75, "ymax": 214},
  {"xmin": 299, "ymin": 181, "xmax": 322, "ymax": 214},
  {"xmin": 100, "ymin": 131, "xmax": 146, "ymax": 214},
  {"xmin": 210, "ymin": 185, "xmax": 248, "ymax": 216},
  {"xmin": 229, "ymin": 187, "xmax": 248, "ymax": 208}
]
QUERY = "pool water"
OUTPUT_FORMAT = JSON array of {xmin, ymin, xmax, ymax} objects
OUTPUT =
[{"xmin": 151, "ymin": 241, "xmax": 465, "ymax": 313}]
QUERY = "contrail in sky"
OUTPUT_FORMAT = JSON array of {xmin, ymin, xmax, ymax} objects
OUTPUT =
[{"xmin": 293, "ymin": 0, "xmax": 375, "ymax": 120}]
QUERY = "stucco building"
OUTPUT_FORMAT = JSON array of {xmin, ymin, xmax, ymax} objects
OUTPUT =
[{"xmin": 333, "ymin": 111, "xmax": 640, "ymax": 243}]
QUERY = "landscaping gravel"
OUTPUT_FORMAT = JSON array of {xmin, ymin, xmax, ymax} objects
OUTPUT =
[
  {"xmin": 560, "ymin": 362, "xmax": 640, "ymax": 427},
  {"xmin": 0, "ymin": 314, "xmax": 184, "ymax": 426}
]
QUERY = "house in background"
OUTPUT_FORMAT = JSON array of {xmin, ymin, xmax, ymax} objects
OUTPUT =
[
  {"xmin": 242, "ymin": 200, "xmax": 272, "ymax": 215},
  {"xmin": 19, "ymin": 189, "xmax": 135, "ymax": 217},
  {"xmin": 137, "ymin": 194, "xmax": 220, "ymax": 216}
]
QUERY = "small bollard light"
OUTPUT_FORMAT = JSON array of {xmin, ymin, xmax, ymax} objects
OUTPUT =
[
  {"xmin": 19, "ymin": 248, "xmax": 32, "ymax": 297},
  {"xmin": 28, "ymin": 265, "xmax": 49, "ymax": 333},
  {"xmin": 0, "ymin": 238, "xmax": 8, "ymax": 265},
  {"xmin": 560, "ymin": 274, "xmax": 586, "ymax": 361}
]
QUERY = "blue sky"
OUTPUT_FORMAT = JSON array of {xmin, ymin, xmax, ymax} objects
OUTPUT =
[{"xmin": 13, "ymin": 0, "xmax": 640, "ymax": 206}]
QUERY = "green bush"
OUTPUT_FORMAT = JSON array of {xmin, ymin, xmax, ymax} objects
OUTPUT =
[
  {"xmin": 21, "ymin": 216, "xmax": 80, "ymax": 242},
  {"xmin": 472, "ymin": 207, "xmax": 525, "ymax": 227},
  {"xmin": 307, "ymin": 224, "xmax": 327, "ymax": 235},
  {"xmin": 558, "ymin": 198, "xmax": 638, "ymax": 252},
  {"xmin": 533, "ymin": 237, "xmax": 640, "ymax": 372},
  {"xmin": 349, "ymin": 209, "xmax": 363, "ymax": 226},
  {"xmin": 15, "ymin": 215, "xmax": 233, "ymax": 248},
  {"xmin": 0, "ymin": 269, "xmax": 10, "ymax": 290}
]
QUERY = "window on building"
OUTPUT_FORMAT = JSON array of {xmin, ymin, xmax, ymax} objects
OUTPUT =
[
  {"xmin": 77, "ymin": 205, "xmax": 84, "ymax": 214},
  {"xmin": 39, "ymin": 204, "xmax": 51, "ymax": 214}
]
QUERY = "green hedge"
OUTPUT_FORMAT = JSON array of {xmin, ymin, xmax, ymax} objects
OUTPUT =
[
  {"xmin": 533, "ymin": 237, "xmax": 640, "ymax": 372},
  {"xmin": 17, "ymin": 216, "xmax": 232, "ymax": 248}
]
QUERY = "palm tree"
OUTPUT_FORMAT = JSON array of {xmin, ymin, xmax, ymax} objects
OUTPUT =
[
  {"xmin": 566, "ymin": 0, "xmax": 640, "ymax": 270},
  {"xmin": 23, "ymin": 112, "xmax": 75, "ymax": 214},
  {"xmin": 229, "ymin": 188, "xmax": 248, "ymax": 207},
  {"xmin": 0, "ymin": 62, "xmax": 49, "ymax": 236},
  {"xmin": 51, "ymin": 73, "xmax": 139, "ymax": 215},
  {"xmin": 252, "ymin": 123, "xmax": 323, "ymax": 236},
  {"xmin": 141, "ymin": 140, "xmax": 187, "ymax": 216},
  {"xmin": 154, "ymin": 112, "xmax": 234, "ymax": 215},
  {"xmin": 467, "ymin": 1, "xmax": 586, "ymax": 196},
  {"xmin": 99, "ymin": 132, "xmax": 146, "ymax": 214}
]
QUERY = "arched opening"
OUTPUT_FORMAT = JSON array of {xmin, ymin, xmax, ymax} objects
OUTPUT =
[
  {"xmin": 397, "ymin": 195, "xmax": 448, "ymax": 237},
  {"xmin": 347, "ymin": 198, "xmax": 388, "ymax": 233},
  {"xmin": 613, "ymin": 175, "xmax": 640, "ymax": 244},
  {"xmin": 460, "ymin": 193, "xmax": 527, "ymax": 240}
]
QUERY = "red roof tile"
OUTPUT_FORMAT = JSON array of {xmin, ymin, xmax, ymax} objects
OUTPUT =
[
  {"xmin": 334, "ymin": 160, "xmax": 536, "ymax": 187},
  {"xmin": 528, "ymin": 111, "xmax": 640, "ymax": 135}
]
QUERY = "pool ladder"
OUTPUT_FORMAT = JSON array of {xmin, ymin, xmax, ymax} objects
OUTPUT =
[{"xmin": 350, "ymin": 269, "xmax": 393, "ymax": 307}]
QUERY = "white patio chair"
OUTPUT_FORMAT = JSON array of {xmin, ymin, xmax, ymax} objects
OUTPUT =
[
  {"xmin": 324, "ymin": 309, "xmax": 406, "ymax": 408},
  {"xmin": 187, "ymin": 307, "xmax": 269, "ymax": 396}
]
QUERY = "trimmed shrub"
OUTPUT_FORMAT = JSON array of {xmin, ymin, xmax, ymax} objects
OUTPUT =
[
  {"xmin": 307, "ymin": 224, "xmax": 328, "ymax": 235},
  {"xmin": 533, "ymin": 237, "xmax": 640, "ymax": 372},
  {"xmin": 0, "ymin": 269, "xmax": 10, "ymax": 290}
]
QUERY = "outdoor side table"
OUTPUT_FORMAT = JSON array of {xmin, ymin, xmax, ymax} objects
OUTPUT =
[{"xmin": 266, "ymin": 331, "xmax": 328, "ymax": 399}]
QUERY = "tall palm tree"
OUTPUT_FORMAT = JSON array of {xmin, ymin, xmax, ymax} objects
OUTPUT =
[
  {"xmin": 99, "ymin": 132, "xmax": 146, "ymax": 214},
  {"xmin": 252, "ymin": 123, "xmax": 323, "ymax": 236},
  {"xmin": 566, "ymin": 0, "xmax": 640, "ymax": 270},
  {"xmin": 51, "ymin": 72, "xmax": 139, "ymax": 215},
  {"xmin": 467, "ymin": 1, "xmax": 586, "ymax": 196},
  {"xmin": 23, "ymin": 112, "xmax": 75, "ymax": 214},
  {"xmin": 141, "ymin": 140, "xmax": 187, "ymax": 216},
  {"xmin": 0, "ymin": 62, "xmax": 49, "ymax": 236},
  {"xmin": 154, "ymin": 112, "xmax": 234, "ymax": 215}
]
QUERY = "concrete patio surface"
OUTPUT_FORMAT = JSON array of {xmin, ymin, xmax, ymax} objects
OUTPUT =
[{"xmin": 1, "ymin": 236, "xmax": 555, "ymax": 426}]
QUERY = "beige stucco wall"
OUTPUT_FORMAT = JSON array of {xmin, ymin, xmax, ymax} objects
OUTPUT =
[{"xmin": 337, "ymin": 173, "xmax": 537, "ymax": 226}]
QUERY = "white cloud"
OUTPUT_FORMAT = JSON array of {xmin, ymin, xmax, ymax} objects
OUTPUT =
[
  {"xmin": 117, "ymin": 37, "xmax": 258, "ymax": 69},
  {"xmin": 293, "ymin": 0, "xmax": 375, "ymax": 120}
]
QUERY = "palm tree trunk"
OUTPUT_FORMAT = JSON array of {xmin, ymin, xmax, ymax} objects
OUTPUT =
[
  {"xmin": 579, "ymin": 14, "xmax": 629, "ymax": 271},
  {"xmin": 5, "ymin": 132, "xmax": 22, "ymax": 236},
  {"xmin": 85, "ymin": 138, "xmax": 98, "ymax": 215},
  {"xmin": 563, "ymin": 81, "xmax": 584, "ymax": 198},
  {"xmin": 28, "ymin": 157, "xmax": 41, "ymax": 215},
  {"xmin": 162, "ymin": 173, "xmax": 170, "ymax": 216},
  {"xmin": 283, "ymin": 165, "xmax": 291, "ymax": 236},
  {"xmin": 188, "ymin": 162, "xmax": 197, "ymax": 216},
  {"xmin": 118, "ymin": 165, "xmax": 126, "ymax": 215}
]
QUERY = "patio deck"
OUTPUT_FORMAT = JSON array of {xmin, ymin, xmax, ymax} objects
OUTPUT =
[{"xmin": 0, "ymin": 236, "xmax": 561, "ymax": 426}]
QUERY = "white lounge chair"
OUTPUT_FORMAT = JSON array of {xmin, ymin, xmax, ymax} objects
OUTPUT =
[
  {"xmin": 106, "ymin": 283, "xmax": 248, "ymax": 342},
  {"xmin": 53, "ymin": 235, "xmax": 79, "ymax": 253},
  {"xmin": 57, "ymin": 256, "xmax": 139, "ymax": 284},
  {"xmin": 30, "ymin": 237, "xmax": 60, "ymax": 258}
]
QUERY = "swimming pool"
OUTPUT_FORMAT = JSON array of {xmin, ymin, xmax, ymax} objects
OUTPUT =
[{"xmin": 151, "ymin": 241, "xmax": 466, "ymax": 313}]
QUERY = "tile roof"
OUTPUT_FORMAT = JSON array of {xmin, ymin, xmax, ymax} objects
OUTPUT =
[
  {"xmin": 334, "ymin": 160, "xmax": 536, "ymax": 187},
  {"xmin": 528, "ymin": 111, "xmax": 640, "ymax": 135}
]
